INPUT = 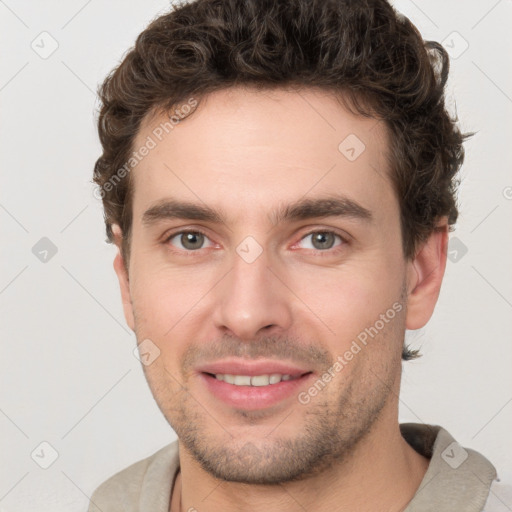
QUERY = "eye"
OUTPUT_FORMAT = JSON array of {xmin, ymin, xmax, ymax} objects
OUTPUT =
[
  {"xmin": 297, "ymin": 231, "xmax": 345, "ymax": 251},
  {"xmin": 166, "ymin": 230, "xmax": 214, "ymax": 251},
  {"xmin": 163, "ymin": 229, "xmax": 346, "ymax": 255}
]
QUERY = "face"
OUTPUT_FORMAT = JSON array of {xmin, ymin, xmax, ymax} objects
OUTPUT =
[{"xmin": 113, "ymin": 87, "xmax": 436, "ymax": 484}]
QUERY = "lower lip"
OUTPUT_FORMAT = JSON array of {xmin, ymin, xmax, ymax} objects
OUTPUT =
[{"xmin": 199, "ymin": 372, "xmax": 314, "ymax": 410}]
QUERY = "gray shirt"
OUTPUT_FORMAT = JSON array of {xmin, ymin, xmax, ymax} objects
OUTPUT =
[{"xmin": 87, "ymin": 423, "xmax": 500, "ymax": 511}]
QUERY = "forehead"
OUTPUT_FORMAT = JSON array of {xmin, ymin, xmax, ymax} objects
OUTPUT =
[{"xmin": 130, "ymin": 87, "xmax": 396, "ymax": 227}]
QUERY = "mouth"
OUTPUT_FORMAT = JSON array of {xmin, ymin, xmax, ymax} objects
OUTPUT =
[{"xmin": 199, "ymin": 370, "xmax": 314, "ymax": 410}]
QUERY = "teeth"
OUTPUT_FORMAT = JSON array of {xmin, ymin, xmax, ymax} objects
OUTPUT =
[{"xmin": 214, "ymin": 373, "xmax": 295, "ymax": 386}]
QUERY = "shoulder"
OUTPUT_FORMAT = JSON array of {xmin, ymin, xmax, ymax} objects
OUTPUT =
[{"xmin": 87, "ymin": 441, "xmax": 179, "ymax": 512}]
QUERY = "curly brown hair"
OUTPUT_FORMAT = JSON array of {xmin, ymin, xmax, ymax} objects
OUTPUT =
[{"xmin": 93, "ymin": 0, "xmax": 467, "ymax": 360}]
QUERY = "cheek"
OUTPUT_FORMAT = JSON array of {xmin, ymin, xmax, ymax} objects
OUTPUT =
[
  {"xmin": 129, "ymin": 260, "xmax": 215, "ymax": 344},
  {"xmin": 287, "ymin": 256, "xmax": 405, "ymax": 345},
  {"xmin": 130, "ymin": 274, "xmax": 194, "ymax": 383}
]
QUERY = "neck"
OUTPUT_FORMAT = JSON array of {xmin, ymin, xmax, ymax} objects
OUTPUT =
[{"xmin": 170, "ymin": 416, "xmax": 429, "ymax": 512}]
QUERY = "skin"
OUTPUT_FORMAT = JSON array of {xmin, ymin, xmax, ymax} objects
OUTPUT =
[{"xmin": 111, "ymin": 86, "xmax": 448, "ymax": 512}]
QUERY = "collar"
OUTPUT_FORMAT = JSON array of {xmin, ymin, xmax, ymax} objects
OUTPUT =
[{"xmin": 401, "ymin": 423, "xmax": 496, "ymax": 511}]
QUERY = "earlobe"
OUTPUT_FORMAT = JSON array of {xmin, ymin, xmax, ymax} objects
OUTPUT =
[
  {"xmin": 112, "ymin": 224, "xmax": 135, "ymax": 332},
  {"xmin": 405, "ymin": 220, "xmax": 449, "ymax": 330}
]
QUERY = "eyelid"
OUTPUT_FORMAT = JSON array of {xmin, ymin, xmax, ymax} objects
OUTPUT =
[{"xmin": 162, "ymin": 226, "xmax": 211, "ymax": 241}]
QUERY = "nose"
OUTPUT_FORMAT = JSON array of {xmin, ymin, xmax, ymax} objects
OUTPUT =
[{"xmin": 212, "ymin": 246, "xmax": 293, "ymax": 341}]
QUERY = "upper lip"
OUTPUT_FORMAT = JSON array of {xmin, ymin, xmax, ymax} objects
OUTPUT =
[{"xmin": 197, "ymin": 359, "xmax": 312, "ymax": 378}]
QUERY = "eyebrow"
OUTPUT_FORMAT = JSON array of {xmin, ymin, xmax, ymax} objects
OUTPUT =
[{"xmin": 142, "ymin": 195, "xmax": 373, "ymax": 227}]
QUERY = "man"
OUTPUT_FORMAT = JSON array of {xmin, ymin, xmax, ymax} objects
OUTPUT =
[{"xmin": 89, "ymin": 0, "xmax": 507, "ymax": 510}]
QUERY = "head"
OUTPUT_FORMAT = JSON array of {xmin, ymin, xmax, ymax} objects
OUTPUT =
[{"xmin": 93, "ymin": 0, "xmax": 464, "ymax": 484}]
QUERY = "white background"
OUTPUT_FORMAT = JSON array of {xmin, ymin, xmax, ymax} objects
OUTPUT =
[{"xmin": 0, "ymin": 1, "xmax": 511, "ymax": 510}]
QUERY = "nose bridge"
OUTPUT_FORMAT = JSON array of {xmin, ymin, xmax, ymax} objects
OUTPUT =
[{"xmin": 213, "ymin": 239, "xmax": 292, "ymax": 339}]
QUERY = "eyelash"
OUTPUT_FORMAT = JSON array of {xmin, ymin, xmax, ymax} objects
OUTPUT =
[{"xmin": 163, "ymin": 229, "xmax": 348, "ymax": 257}]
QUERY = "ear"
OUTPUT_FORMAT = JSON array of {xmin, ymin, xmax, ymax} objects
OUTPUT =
[
  {"xmin": 405, "ymin": 218, "xmax": 449, "ymax": 330},
  {"xmin": 112, "ymin": 224, "xmax": 135, "ymax": 332}
]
